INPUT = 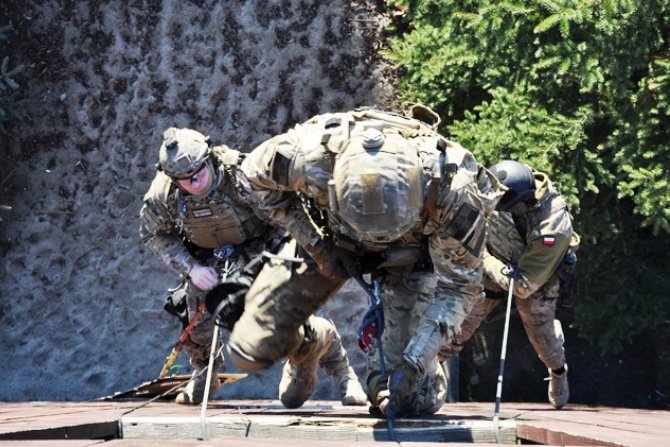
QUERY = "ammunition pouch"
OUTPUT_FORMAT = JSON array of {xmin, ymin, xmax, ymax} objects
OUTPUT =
[{"xmin": 484, "ymin": 288, "xmax": 508, "ymax": 301}]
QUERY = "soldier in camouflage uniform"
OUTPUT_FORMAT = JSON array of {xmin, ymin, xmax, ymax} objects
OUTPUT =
[
  {"xmin": 441, "ymin": 160, "xmax": 579, "ymax": 409},
  {"xmin": 232, "ymin": 107, "xmax": 502, "ymax": 417},
  {"xmin": 139, "ymin": 127, "xmax": 367, "ymax": 406}
]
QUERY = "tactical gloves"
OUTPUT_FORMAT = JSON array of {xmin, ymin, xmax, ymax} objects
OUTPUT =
[
  {"xmin": 205, "ymin": 281, "xmax": 248, "ymax": 331},
  {"xmin": 385, "ymin": 361, "xmax": 420, "ymax": 418},
  {"xmin": 308, "ymin": 240, "xmax": 351, "ymax": 280}
]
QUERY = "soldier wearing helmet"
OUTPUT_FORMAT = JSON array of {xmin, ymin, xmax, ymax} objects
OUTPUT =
[
  {"xmin": 441, "ymin": 160, "xmax": 580, "ymax": 409},
  {"xmin": 233, "ymin": 107, "xmax": 503, "ymax": 417},
  {"xmin": 139, "ymin": 127, "xmax": 367, "ymax": 406}
]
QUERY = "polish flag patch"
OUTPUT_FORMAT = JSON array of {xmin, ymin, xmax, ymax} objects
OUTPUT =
[{"xmin": 543, "ymin": 236, "xmax": 556, "ymax": 246}]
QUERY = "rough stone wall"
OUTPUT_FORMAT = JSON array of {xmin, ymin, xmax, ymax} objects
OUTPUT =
[{"xmin": 0, "ymin": 0, "xmax": 394, "ymax": 401}]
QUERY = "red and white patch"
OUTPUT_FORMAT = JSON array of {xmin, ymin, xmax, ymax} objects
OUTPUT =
[{"xmin": 543, "ymin": 236, "xmax": 556, "ymax": 246}]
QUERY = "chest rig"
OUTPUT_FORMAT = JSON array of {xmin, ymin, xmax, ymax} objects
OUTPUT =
[{"xmin": 175, "ymin": 148, "xmax": 266, "ymax": 249}]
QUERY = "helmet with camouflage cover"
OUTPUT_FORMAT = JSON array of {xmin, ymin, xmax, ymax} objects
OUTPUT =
[
  {"xmin": 332, "ymin": 128, "xmax": 423, "ymax": 243},
  {"xmin": 158, "ymin": 127, "xmax": 211, "ymax": 179},
  {"xmin": 489, "ymin": 160, "xmax": 536, "ymax": 211}
]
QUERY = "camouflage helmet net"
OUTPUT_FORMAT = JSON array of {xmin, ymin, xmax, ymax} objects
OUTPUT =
[
  {"xmin": 158, "ymin": 127, "xmax": 211, "ymax": 178},
  {"xmin": 333, "ymin": 128, "xmax": 423, "ymax": 243}
]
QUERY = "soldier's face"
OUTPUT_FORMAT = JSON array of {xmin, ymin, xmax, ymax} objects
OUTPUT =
[{"xmin": 176, "ymin": 164, "xmax": 211, "ymax": 195}]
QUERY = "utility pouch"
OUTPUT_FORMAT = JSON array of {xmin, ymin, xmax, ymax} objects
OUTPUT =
[
  {"xmin": 485, "ymin": 288, "xmax": 508, "ymax": 301},
  {"xmin": 558, "ymin": 231, "xmax": 580, "ymax": 307},
  {"xmin": 163, "ymin": 283, "xmax": 189, "ymax": 329},
  {"xmin": 558, "ymin": 251, "xmax": 578, "ymax": 308}
]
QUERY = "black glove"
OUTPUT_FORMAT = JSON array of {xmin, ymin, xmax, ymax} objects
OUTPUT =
[
  {"xmin": 386, "ymin": 362, "xmax": 420, "ymax": 418},
  {"xmin": 205, "ymin": 280, "xmax": 248, "ymax": 330}
]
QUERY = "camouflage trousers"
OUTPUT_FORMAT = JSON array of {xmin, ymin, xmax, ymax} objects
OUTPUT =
[
  {"xmin": 366, "ymin": 269, "xmax": 476, "ymax": 416},
  {"xmin": 181, "ymin": 279, "xmax": 224, "ymax": 372},
  {"xmin": 227, "ymin": 239, "xmax": 345, "ymax": 371},
  {"xmin": 443, "ymin": 277, "xmax": 565, "ymax": 370}
]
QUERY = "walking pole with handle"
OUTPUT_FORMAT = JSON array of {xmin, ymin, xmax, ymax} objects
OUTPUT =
[
  {"xmin": 199, "ymin": 323, "xmax": 220, "ymax": 440},
  {"xmin": 493, "ymin": 273, "xmax": 515, "ymax": 443}
]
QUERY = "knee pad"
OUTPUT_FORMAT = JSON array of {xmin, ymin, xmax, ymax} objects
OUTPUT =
[{"xmin": 226, "ymin": 343, "xmax": 275, "ymax": 372}]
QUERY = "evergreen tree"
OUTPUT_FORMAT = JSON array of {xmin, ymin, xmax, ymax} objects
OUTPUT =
[{"xmin": 386, "ymin": 0, "xmax": 670, "ymax": 397}]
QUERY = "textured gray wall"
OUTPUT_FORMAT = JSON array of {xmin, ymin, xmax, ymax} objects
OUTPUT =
[{"xmin": 0, "ymin": 0, "xmax": 393, "ymax": 401}]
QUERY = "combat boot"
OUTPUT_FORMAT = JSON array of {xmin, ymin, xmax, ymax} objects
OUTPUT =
[
  {"xmin": 332, "ymin": 365, "xmax": 368, "ymax": 406},
  {"xmin": 175, "ymin": 367, "xmax": 221, "ymax": 405},
  {"xmin": 547, "ymin": 364, "xmax": 569, "ymax": 409},
  {"xmin": 279, "ymin": 316, "xmax": 336, "ymax": 409},
  {"xmin": 319, "ymin": 325, "xmax": 367, "ymax": 405}
]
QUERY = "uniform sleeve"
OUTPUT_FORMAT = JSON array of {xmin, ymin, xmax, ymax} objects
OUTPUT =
[
  {"xmin": 240, "ymin": 134, "xmax": 325, "ymax": 259},
  {"xmin": 138, "ymin": 175, "xmax": 197, "ymax": 276},
  {"xmin": 512, "ymin": 233, "xmax": 569, "ymax": 298},
  {"xmin": 402, "ymin": 178, "xmax": 488, "ymax": 372},
  {"xmin": 482, "ymin": 250, "xmax": 508, "ymax": 290},
  {"xmin": 485, "ymin": 216, "xmax": 571, "ymax": 299}
]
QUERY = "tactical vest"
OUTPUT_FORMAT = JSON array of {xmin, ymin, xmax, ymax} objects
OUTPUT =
[{"xmin": 176, "ymin": 147, "xmax": 267, "ymax": 249}]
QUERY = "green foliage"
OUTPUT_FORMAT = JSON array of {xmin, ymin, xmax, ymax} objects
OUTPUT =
[
  {"xmin": 386, "ymin": 0, "xmax": 670, "ymax": 353},
  {"xmin": 0, "ymin": 24, "xmax": 23, "ymax": 135}
]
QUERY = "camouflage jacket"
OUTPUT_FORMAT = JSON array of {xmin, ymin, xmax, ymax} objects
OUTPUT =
[
  {"xmin": 483, "ymin": 171, "xmax": 575, "ymax": 298},
  {"xmin": 241, "ymin": 108, "xmax": 502, "ymax": 312},
  {"xmin": 139, "ymin": 146, "xmax": 272, "ymax": 276}
]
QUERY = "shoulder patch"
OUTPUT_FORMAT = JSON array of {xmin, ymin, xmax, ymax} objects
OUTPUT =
[{"xmin": 542, "ymin": 235, "xmax": 556, "ymax": 246}]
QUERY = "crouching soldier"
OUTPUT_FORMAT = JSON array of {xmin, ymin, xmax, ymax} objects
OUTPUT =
[
  {"xmin": 441, "ymin": 160, "xmax": 579, "ymax": 409},
  {"xmin": 233, "ymin": 107, "xmax": 502, "ymax": 418},
  {"xmin": 139, "ymin": 127, "xmax": 367, "ymax": 406}
]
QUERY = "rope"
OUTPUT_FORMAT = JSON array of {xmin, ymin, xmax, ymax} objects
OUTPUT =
[
  {"xmin": 353, "ymin": 275, "xmax": 396, "ymax": 441},
  {"xmin": 120, "ymin": 344, "xmax": 225, "ymax": 418}
]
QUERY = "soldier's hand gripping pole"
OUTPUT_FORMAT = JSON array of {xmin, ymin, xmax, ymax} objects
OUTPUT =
[
  {"xmin": 159, "ymin": 302, "xmax": 207, "ymax": 378},
  {"xmin": 493, "ymin": 270, "xmax": 515, "ymax": 443}
]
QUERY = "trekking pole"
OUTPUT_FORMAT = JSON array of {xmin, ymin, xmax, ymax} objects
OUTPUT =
[
  {"xmin": 199, "ymin": 322, "xmax": 220, "ymax": 441},
  {"xmin": 493, "ymin": 275, "xmax": 515, "ymax": 443}
]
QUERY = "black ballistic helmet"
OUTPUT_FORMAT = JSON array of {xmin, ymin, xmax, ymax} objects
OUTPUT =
[{"xmin": 489, "ymin": 160, "xmax": 536, "ymax": 211}]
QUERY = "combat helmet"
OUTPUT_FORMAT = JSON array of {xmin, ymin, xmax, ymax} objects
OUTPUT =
[
  {"xmin": 158, "ymin": 127, "xmax": 211, "ymax": 179},
  {"xmin": 332, "ymin": 128, "xmax": 423, "ymax": 243},
  {"xmin": 489, "ymin": 160, "xmax": 536, "ymax": 211}
]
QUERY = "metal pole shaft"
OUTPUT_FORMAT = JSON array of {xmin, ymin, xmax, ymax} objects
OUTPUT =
[
  {"xmin": 493, "ymin": 276, "xmax": 514, "ymax": 443},
  {"xmin": 199, "ymin": 324, "xmax": 220, "ymax": 440}
]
